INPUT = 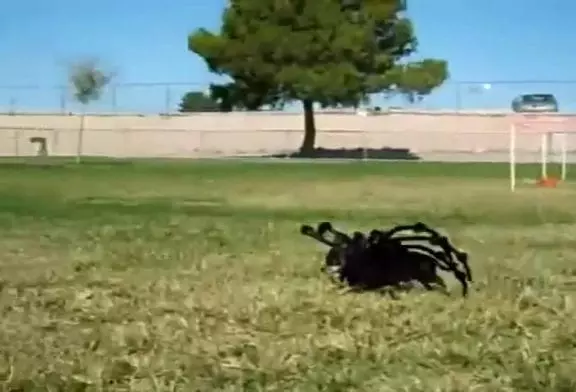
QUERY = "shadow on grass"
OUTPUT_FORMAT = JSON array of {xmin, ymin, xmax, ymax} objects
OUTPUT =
[
  {"xmin": 0, "ymin": 157, "xmax": 560, "ymax": 182},
  {"xmin": 0, "ymin": 157, "xmax": 135, "ymax": 169},
  {"xmin": 265, "ymin": 147, "xmax": 421, "ymax": 160}
]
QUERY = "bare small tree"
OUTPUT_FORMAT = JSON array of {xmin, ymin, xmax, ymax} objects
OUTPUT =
[{"xmin": 68, "ymin": 58, "xmax": 113, "ymax": 163}]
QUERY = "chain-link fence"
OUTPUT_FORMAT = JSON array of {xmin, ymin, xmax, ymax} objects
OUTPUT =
[
  {"xmin": 0, "ymin": 83, "xmax": 206, "ymax": 114},
  {"xmin": 2, "ymin": 80, "xmax": 576, "ymax": 114}
]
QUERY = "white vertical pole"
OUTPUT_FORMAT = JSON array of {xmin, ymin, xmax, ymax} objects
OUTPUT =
[
  {"xmin": 357, "ymin": 109, "xmax": 368, "ymax": 161},
  {"xmin": 561, "ymin": 132, "xmax": 567, "ymax": 180},
  {"xmin": 510, "ymin": 123, "xmax": 516, "ymax": 191},
  {"xmin": 362, "ymin": 129, "xmax": 368, "ymax": 161},
  {"xmin": 547, "ymin": 132, "xmax": 553, "ymax": 176},
  {"xmin": 541, "ymin": 132, "xmax": 548, "ymax": 179}
]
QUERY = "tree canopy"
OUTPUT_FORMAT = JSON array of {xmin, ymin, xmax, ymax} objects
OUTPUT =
[
  {"xmin": 179, "ymin": 84, "xmax": 283, "ymax": 112},
  {"xmin": 178, "ymin": 91, "xmax": 220, "ymax": 112},
  {"xmin": 208, "ymin": 82, "xmax": 283, "ymax": 111},
  {"xmin": 69, "ymin": 58, "xmax": 112, "ymax": 106},
  {"xmin": 188, "ymin": 0, "xmax": 448, "ymax": 154}
]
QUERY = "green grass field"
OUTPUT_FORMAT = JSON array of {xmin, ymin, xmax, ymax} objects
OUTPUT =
[{"xmin": 1, "ymin": 159, "xmax": 576, "ymax": 391}]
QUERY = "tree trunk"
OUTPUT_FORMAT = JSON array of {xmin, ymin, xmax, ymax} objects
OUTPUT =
[
  {"xmin": 299, "ymin": 99, "xmax": 316, "ymax": 156},
  {"xmin": 76, "ymin": 113, "xmax": 85, "ymax": 164}
]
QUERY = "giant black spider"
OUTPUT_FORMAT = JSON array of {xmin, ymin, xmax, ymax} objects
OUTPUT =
[{"xmin": 300, "ymin": 221, "xmax": 472, "ymax": 297}]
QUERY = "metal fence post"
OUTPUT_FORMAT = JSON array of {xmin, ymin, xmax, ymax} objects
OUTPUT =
[
  {"xmin": 361, "ymin": 128, "xmax": 368, "ymax": 161},
  {"xmin": 13, "ymin": 129, "xmax": 19, "ymax": 156},
  {"xmin": 455, "ymin": 82, "xmax": 462, "ymax": 112},
  {"xmin": 59, "ymin": 87, "xmax": 67, "ymax": 114},
  {"xmin": 199, "ymin": 130, "xmax": 205, "ymax": 156},
  {"xmin": 164, "ymin": 86, "xmax": 171, "ymax": 115},
  {"xmin": 124, "ymin": 127, "xmax": 129, "ymax": 158},
  {"xmin": 111, "ymin": 85, "xmax": 117, "ymax": 113},
  {"xmin": 284, "ymin": 130, "xmax": 291, "ymax": 159}
]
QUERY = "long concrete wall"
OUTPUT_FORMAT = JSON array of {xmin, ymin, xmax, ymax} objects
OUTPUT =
[{"xmin": 1, "ymin": 110, "xmax": 576, "ymax": 161}]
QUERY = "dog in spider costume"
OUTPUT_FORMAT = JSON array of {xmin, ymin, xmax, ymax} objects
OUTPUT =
[{"xmin": 300, "ymin": 221, "xmax": 472, "ymax": 297}]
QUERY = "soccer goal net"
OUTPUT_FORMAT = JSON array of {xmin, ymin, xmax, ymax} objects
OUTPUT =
[{"xmin": 509, "ymin": 114, "xmax": 573, "ymax": 191}]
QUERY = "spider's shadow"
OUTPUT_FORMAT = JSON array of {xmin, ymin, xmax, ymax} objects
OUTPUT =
[{"xmin": 338, "ymin": 278, "xmax": 451, "ymax": 299}]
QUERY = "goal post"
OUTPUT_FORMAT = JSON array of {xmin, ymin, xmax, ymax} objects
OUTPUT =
[{"xmin": 509, "ymin": 114, "xmax": 570, "ymax": 191}]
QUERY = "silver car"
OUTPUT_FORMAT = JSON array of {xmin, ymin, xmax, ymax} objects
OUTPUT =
[{"xmin": 511, "ymin": 94, "xmax": 558, "ymax": 112}]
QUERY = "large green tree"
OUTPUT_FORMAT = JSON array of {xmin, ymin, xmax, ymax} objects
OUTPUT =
[{"xmin": 188, "ymin": 0, "xmax": 448, "ymax": 154}]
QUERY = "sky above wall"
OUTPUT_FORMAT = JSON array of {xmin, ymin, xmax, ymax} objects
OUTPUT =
[{"xmin": 2, "ymin": 0, "xmax": 575, "ymax": 112}]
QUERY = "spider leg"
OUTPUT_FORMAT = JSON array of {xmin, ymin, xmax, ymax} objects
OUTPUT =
[
  {"xmin": 398, "ymin": 243, "xmax": 453, "ymax": 271},
  {"xmin": 317, "ymin": 221, "xmax": 333, "ymax": 235},
  {"xmin": 430, "ymin": 235, "xmax": 473, "ymax": 282},
  {"xmin": 378, "ymin": 222, "xmax": 446, "ymax": 241},
  {"xmin": 412, "ymin": 222, "xmax": 441, "ymax": 236},
  {"xmin": 300, "ymin": 224, "xmax": 316, "ymax": 236},
  {"xmin": 429, "ymin": 276, "xmax": 450, "ymax": 296},
  {"xmin": 323, "ymin": 246, "xmax": 345, "ymax": 272},
  {"xmin": 456, "ymin": 251, "xmax": 473, "ymax": 282},
  {"xmin": 433, "ymin": 274, "xmax": 448, "ymax": 289},
  {"xmin": 300, "ymin": 224, "xmax": 338, "ymax": 247},
  {"xmin": 454, "ymin": 269, "xmax": 469, "ymax": 297},
  {"xmin": 395, "ymin": 236, "xmax": 470, "ymax": 297},
  {"xmin": 400, "ymin": 233, "xmax": 466, "ymax": 273},
  {"xmin": 378, "ymin": 235, "xmax": 452, "ymax": 269},
  {"xmin": 398, "ymin": 248, "xmax": 448, "ymax": 293},
  {"xmin": 318, "ymin": 222, "xmax": 353, "ymax": 245},
  {"xmin": 416, "ymin": 237, "xmax": 469, "ymax": 297},
  {"xmin": 375, "ymin": 224, "xmax": 423, "ymax": 240},
  {"xmin": 395, "ymin": 223, "xmax": 467, "ymax": 272}
]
